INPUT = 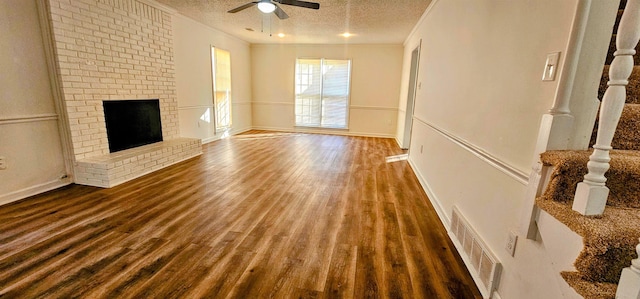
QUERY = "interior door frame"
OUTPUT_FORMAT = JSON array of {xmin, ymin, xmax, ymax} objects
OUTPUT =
[{"xmin": 402, "ymin": 41, "xmax": 421, "ymax": 150}]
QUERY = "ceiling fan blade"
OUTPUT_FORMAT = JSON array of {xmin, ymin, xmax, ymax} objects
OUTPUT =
[
  {"xmin": 276, "ymin": 0, "xmax": 320, "ymax": 10},
  {"xmin": 228, "ymin": 2, "xmax": 258, "ymax": 13},
  {"xmin": 273, "ymin": 5, "xmax": 289, "ymax": 19}
]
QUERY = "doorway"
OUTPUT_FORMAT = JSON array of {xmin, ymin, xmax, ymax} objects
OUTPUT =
[{"xmin": 402, "ymin": 43, "xmax": 421, "ymax": 149}]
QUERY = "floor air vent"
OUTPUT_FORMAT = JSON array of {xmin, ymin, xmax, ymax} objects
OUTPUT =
[{"xmin": 450, "ymin": 206, "xmax": 502, "ymax": 298}]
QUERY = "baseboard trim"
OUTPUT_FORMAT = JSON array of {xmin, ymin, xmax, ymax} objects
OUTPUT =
[
  {"xmin": 201, "ymin": 136, "xmax": 218, "ymax": 144},
  {"xmin": 395, "ymin": 137, "xmax": 404, "ymax": 149},
  {"xmin": 408, "ymin": 156, "xmax": 492, "ymax": 298},
  {"xmin": 251, "ymin": 126, "xmax": 396, "ymax": 139},
  {"xmin": 0, "ymin": 178, "xmax": 72, "ymax": 207},
  {"xmin": 407, "ymin": 157, "xmax": 451, "ymax": 228},
  {"xmin": 201, "ymin": 127, "xmax": 252, "ymax": 144}
]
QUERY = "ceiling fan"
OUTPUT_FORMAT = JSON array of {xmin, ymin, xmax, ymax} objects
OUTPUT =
[{"xmin": 228, "ymin": 0, "xmax": 320, "ymax": 20}]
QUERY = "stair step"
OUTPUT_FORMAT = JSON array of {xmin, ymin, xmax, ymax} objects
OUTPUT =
[
  {"xmin": 590, "ymin": 103, "xmax": 640, "ymax": 150},
  {"xmin": 535, "ymin": 197, "xmax": 640, "ymax": 284},
  {"xmin": 561, "ymin": 271, "xmax": 617, "ymax": 299},
  {"xmin": 540, "ymin": 149, "xmax": 640, "ymax": 208},
  {"xmin": 599, "ymin": 65, "xmax": 640, "ymax": 104}
]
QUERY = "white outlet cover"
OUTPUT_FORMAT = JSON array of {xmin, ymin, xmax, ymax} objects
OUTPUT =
[{"xmin": 505, "ymin": 231, "xmax": 518, "ymax": 257}]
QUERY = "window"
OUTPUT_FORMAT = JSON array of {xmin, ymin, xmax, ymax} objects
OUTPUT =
[
  {"xmin": 211, "ymin": 47, "xmax": 232, "ymax": 131},
  {"xmin": 295, "ymin": 58, "xmax": 351, "ymax": 128}
]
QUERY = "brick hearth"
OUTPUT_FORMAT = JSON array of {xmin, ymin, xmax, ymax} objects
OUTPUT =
[{"xmin": 46, "ymin": 0, "xmax": 202, "ymax": 187}]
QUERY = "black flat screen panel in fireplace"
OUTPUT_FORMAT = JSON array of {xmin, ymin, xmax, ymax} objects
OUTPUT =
[{"xmin": 103, "ymin": 99, "xmax": 163, "ymax": 153}]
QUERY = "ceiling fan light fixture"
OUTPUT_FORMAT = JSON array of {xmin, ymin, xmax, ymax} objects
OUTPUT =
[{"xmin": 257, "ymin": 2, "xmax": 276, "ymax": 13}]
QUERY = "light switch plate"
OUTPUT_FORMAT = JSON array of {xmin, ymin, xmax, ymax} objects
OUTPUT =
[{"xmin": 542, "ymin": 52, "xmax": 561, "ymax": 81}]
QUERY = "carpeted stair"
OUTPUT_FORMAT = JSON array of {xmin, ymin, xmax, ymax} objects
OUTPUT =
[{"xmin": 535, "ymin": 1, "xmax": 640, "ymax": 298}]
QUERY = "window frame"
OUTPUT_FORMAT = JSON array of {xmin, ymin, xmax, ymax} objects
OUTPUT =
[
  {"xmin": 294, "ymin": 57, "xmax": 352, "ymax": 130},
  {"xmin": 211, "ymin": 46, "xmax": 233, "ymax": 134}
]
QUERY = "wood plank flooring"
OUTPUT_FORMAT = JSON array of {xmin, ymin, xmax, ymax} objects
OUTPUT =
[{"xmin": 0, "ymin": 131, "xmax": 482, "ymax": 298}]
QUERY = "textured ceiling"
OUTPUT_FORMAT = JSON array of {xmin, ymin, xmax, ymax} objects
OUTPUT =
[{"xmin": 154, "ymin": 0, "xmax": 432, "ymax": 44}]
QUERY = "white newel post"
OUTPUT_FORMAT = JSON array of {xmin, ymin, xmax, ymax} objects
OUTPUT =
[
  {"xmin": 573, "ymin": 0, "xmax": 640, "ymax": 216},
  {"xmin": 520, "ymin": 0, "xmax": 593, "ymax": 239},
  {"xmin": 616, "ymin": 240, "xmax": 640, "ymax": 298}
]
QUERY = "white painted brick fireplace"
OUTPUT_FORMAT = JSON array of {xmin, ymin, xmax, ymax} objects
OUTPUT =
[{"xmin": 46, "ymin": 0, "xmax": 201, "ymax": 187}]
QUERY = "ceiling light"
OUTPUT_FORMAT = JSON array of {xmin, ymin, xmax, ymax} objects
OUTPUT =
[
  {"xmin": 341, "ymin": 32, "xmax": 353, "ymax": 38},
  {"xmin": 257, "ymin": 2, "xmax": 276, "ymax": 13},
  {"xmin": 278, "ymin": 33, "xmax": 285, "ymax": 38}
]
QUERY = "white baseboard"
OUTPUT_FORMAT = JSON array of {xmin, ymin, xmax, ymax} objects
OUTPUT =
[
  {"xmin": 407, "ymin": 157, "xmax": 491, "ymax": 298},
  {"xmin": 407, "ymin": 157, "xmax": 451, "ymax": 228},
  {"xmin": 251, "ymin": 126, "xmax": 396, "ymax": 139},
  {"xmin": 0, "ymin": 178, "xmax": 72, "ymax": 206},
  {"xmin": 202, "ymin": 127, "xmax": 252, "ymax": 144},
  {"xmin": 201, "ymin": 136, "xmax": 218, "ymax": 144},
  {"xmin": 394, "ymin": 137, "xmax": 405, "ymax": 149}
]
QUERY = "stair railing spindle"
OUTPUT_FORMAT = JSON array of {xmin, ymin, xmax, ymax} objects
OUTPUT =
[
  {"xmin": 573, "ymin": 0, "xmax": 640, "ymax": 216},
  {"xmin": 616, "ymin": 239, "xmax": 640, "ymax": 298}
]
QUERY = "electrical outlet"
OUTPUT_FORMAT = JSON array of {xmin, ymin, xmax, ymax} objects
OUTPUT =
[
  {"xmin": 0, "ymin": 156, "xmax": 6, "ymax": 170},
  {"xmin": 505, "ymin": 231, "xmax": 518, "ymax": 257}
]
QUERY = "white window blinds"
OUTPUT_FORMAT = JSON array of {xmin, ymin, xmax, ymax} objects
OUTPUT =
[
  {"xmin": 295, "ymin": 58, "xmax": 351, "ymax": 128},
  {"xmin": 212, "ymin": 47, "xmax": 232, "ymax": 130}
]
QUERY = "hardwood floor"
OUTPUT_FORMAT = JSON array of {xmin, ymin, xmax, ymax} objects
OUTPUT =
[{"xmin": 0, "ymin": 131, "xmax": 482, "ymax": 298}]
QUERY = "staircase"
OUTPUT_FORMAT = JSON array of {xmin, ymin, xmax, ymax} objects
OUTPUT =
[{"xmin": 534, "ymin": 0, "xmax": 640, "ymax": 298}]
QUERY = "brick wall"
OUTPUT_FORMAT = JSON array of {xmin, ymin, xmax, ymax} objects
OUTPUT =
[{"xmin": 48, "ymin": 0, "xmax": 179, "ymax": 160}]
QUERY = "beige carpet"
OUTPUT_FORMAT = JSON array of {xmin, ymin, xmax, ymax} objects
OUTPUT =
[
  {"xmin": 561, "ymin": 271, "xmax": 617, "ymax": 299},
  {"xmin": 540, "ymin": 150, "xmax": 640, "ymax": 208},
  {"xmin": 536, "ymin": 2, "xmax": 640, "ymax": 296},
  {"xmin": 536, "ymin": 197, "xmax": 640, "ymax": 282}
]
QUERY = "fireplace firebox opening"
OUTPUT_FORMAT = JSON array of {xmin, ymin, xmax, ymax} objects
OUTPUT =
[{"xmin": 103, "ymin": 99, "xmax": 163, "ymax": 153}]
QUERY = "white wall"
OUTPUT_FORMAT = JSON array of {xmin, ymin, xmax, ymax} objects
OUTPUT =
[
  {"xmin": 400, "ymin": 0, "xmax": 581, "ymax": 298},
  {"xmin": 173, "ymin": 14, "xmax": 253, "ymax": 143},
  {"xmin": 251, "ymin": 44, "xmax": 403, "ymax": 138},
  {"xmin": 0, "ymin": 0, "xmax": 69, "ymax": 204}
]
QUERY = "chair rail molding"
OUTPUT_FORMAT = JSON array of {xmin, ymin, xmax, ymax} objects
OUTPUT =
[
  {"xmin": 0, "ymin": 114, "xmax": 58, "ymax": 125},
  {"xmin": 412, "ymin": 117, "xmax": 528, "ymax": 185}
]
